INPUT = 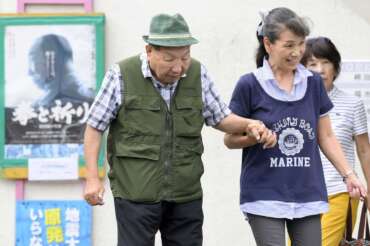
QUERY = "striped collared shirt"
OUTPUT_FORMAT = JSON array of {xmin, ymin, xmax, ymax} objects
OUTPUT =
[
  {"xmin": 87, "ymin": 53, "xmax": 230, "ymax": 131},
  {"xmin": 321, "ymin": 86, "xmax": 368, "ymax": 195}
]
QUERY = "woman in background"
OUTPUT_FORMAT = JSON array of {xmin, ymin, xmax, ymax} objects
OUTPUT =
[{"xmin": 302, "ymin": 36, "xmax": 370, "ymax": 246}]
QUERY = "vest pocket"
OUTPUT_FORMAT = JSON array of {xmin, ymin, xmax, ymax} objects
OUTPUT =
[
  {"xmin": 125, "ymin": 95, "xmax": 161, "ymax": 109},
  {"xmin": 174, "ymin": 97, "xmax": 203, "ymax": 136},
  {"xmin": 124, "ymin": 95, "xmax": 162, "ymax": 135},
  {"xmin": 174, "ymin": 138, "xmax": 204, "ymax": 164},
  {"xmin": 172, "ymin": 141, "xmax": 204, "ymax": 199},
  {"xmin": 115, "ymin": 143, "xmax": 160, "ymax": 161},
  {"xmin": 111, "ymin": 143, "xmax": 161, "ymax": 202}
]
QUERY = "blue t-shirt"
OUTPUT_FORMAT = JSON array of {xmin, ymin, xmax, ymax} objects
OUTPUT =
[{"xmin": 230, "ymin": 72, "xmax": 333, "ymax": 206}]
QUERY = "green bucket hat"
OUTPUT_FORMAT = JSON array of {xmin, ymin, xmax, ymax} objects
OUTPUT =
[{"xmin": 143, "ymin": 13, "xmax": 199, "ymax": 47}]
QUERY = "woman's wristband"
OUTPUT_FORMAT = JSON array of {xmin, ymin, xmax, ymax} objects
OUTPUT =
[{"xmin": 342, "ymin": 170, "xmax": 355, "ymax": 182}]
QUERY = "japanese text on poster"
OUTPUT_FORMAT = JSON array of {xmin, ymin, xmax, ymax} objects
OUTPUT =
[{"xmin": 16, "ymin": 200, "xmax": 92, "ymax": 246}]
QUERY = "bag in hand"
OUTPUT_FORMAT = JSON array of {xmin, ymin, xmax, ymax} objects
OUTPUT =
[{"xmin": 340, "ymin": 200, "xmax": 370, "ymax": 246}]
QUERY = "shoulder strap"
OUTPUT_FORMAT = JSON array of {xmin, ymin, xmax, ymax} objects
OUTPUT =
[{"xmin": 357, "ymin": 200, "xmax": 370, "ymax": 239}]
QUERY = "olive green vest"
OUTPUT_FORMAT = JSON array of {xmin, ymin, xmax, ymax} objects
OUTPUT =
[{"xmin": 107, "ymin": 55, "xmax": 204, "ymax": 203}]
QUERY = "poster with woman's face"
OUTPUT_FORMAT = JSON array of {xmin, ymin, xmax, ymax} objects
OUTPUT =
[{"xmin": 4, "ymin": 24, "xmax": 96, "ymax": 159}]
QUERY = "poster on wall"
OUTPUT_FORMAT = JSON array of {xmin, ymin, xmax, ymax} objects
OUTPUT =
[
  {"xmin": 335, "ymin": 60, "xmax": 370, "ymax": 129},
  {"xmin": 0, "ymin": 14, "xmax": 105, "ymax": 179},
  {"xmin": 16, "ymin": 200, "xmax": 92, "ymax": 246}
]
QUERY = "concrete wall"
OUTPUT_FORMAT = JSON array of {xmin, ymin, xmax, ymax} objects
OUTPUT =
[{"xmin": 1, "ymin": 0, "xmax": 369, "ymax": 245}]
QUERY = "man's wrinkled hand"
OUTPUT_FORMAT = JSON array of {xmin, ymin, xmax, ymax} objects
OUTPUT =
[
  {"xmin": 246, "ymin": 120, "xmax": 277, "ymax": 148},
  {"xmin": 245, "ymin": 119, "xmax": 264, "ymax": 141},
  {"xmin": 84, "ymin": 177, "xmax": 105, "ymax": 206}
]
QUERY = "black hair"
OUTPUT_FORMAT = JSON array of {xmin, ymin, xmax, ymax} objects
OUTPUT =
[
  {"xmin": 256, "ymin": 7, "xmax": 310, "ymax": 67},
  {"xmin": 301, "ymin": 37, "xmax": 341, "ymax": 78}
]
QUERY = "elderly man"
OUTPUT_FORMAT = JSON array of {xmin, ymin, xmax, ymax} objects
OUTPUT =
[{"xmin": 84, "ymin": 13, "xmax": 276, "ymax": 246}]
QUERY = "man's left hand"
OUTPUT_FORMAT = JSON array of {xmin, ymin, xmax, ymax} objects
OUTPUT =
[{"xmin": 246, "ymin": 120, "xmax": 277, "ymax": 148}]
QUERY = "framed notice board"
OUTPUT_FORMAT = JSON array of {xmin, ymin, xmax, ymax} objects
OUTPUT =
[{"xmin": 0, "ymin": 14, "xmax": 105, "ymax": 179}]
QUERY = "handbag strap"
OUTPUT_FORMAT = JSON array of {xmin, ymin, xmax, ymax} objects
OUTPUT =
[
  {"xmin": 345, "ymin": 199, "xmax": 353, "ymax": 240},
  {"xmin": 357, "ymin": 200, "xmax": 370, "ymax": 239}
]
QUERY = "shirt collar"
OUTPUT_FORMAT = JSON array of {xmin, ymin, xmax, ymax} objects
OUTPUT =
[
  {"xmin": 328, "ymin": 85, "xmax": 339, "ymax": 98},
  {"xmin": 258, "ymin": 58, "xmax": 312, "ymax": 85},
  {"xmin": 140, "ymin": 52, "xmax": 185, "ymax": 88}
]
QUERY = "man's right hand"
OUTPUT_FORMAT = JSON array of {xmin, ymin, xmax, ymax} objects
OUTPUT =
[{"xmin": 84, "ymin": 177, "xmax": 105, "ymax": 206}]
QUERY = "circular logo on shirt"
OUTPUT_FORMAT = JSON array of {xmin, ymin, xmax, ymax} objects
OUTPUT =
[{"xmin": 278, "ymin": 128, "xmax": 304, "ymax": 156}]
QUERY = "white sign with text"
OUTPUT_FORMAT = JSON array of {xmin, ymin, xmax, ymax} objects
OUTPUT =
[{"xmin": 28, "ymin": 156, "xmax": 78, "ymax": 181}]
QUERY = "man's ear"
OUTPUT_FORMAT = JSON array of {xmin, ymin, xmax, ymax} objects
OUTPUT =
[{"xmin": 145, "ymin": 45, "xmax": 153, "ymax": 57}]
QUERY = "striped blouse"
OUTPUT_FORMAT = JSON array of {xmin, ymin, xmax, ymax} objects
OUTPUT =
[{"xmin": 321, "ymin": 86, "xmax": 368, "ymax": 195}]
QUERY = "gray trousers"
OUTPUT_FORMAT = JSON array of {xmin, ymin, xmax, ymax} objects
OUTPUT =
[{"xmin": 247, "ymin": 213, "xmax": 321, "ymax": 246}]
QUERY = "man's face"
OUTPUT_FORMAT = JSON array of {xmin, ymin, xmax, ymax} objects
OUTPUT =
[
  {"xmin": 146, "ymin": 45, "xmax": 191, "ymax": 84},
  {"xmin": 28, "ymin": 52, "xmax": 48, "ymax": 89},
  {"xmin": 28, "ymin": 50, "xmax": 57, "ymax": 90}
]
